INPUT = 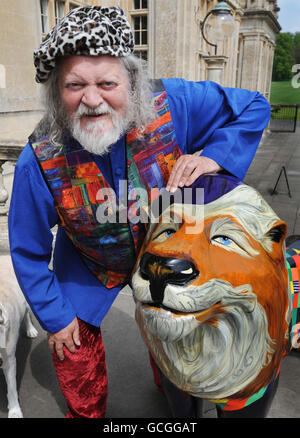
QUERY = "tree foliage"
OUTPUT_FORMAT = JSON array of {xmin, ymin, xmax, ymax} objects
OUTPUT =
[
  {"xmin": 293, "ymin": 32, "xmax": 300, "ymax": 65},
  {"xmin": 272, "ymin": 33, "xmax": 295, "ymax": 81}
]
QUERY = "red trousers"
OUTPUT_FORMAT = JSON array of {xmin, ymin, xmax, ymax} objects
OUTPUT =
[{"xmin": 51, "ymin": 318, "xmax": 108, "ymax": 418}]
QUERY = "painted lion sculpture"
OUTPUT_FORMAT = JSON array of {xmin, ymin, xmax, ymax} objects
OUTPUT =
[{"xmin": 131, "ymin": 174, "xmax": 300, "ymax": 418}]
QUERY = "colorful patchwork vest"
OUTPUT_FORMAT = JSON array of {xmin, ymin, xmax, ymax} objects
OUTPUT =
[{"xmin": 30, "ymin": 80, "xmax": 182, "ymax": 289}]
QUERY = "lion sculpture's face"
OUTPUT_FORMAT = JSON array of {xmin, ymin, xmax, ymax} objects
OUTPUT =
[{"xmin": 131, "ymin": 175, "xmax": 291, "ymax": 401}]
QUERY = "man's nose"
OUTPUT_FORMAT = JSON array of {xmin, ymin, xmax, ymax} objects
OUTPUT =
[{"xmin": 81, "ymin": 86, "xmax": 104, "ymax": 108}]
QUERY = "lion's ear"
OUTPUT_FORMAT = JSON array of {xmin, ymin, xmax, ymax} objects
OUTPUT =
[
  {"xmin": 267, "ymin": 222, "xmax": 287, "ymax": 243},
  {"xmin": 265, "ymin": 221, "xmax": 287, "ymax": 260}
]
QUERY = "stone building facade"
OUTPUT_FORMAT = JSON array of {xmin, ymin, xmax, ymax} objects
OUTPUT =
[{"xmin": 0, "ymin": 0, "xmax": 280, "ymax": 218}]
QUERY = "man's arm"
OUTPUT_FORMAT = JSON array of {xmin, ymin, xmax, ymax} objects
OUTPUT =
[
  {"xmin": 164, "ymin": 79, "xmax": 271, "ymax": 191},
  {"xmin": 8, "ymin": 144, "xmax": 78, "ymax": 355}
]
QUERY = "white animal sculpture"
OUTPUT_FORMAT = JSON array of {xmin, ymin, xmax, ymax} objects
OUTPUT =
[{"xmin": 0, "ymin": 254, "xmax": 38, "ymax": 418}]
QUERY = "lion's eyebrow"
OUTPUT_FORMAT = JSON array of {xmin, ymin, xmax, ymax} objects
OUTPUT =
[
  {"xmin": 209, "ymin": 217, "xmax": 259, "ymax": 257},
  {"xmin": 210, "ymin": 217, "xmax": 246, "ymax": 236},
  {"xmin": 151, "ymin": 209, "xmax": 182, "ymax": 240}
]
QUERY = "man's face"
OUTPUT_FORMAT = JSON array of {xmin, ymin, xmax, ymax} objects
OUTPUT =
[{"xmin": 58, "ymin": 55, "xmax": 129, "ymax": 149}]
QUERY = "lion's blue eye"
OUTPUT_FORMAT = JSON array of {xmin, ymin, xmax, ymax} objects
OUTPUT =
[
  {"xmin": 213, "ymin": 236, "xmax": 233, "ymax": 246},
  {"xmin": 154, "ymin": 229, "xmax": 176, "ymax": 243},
  {"xmin": 163, "ymin": 230, "xmax": 175, "ymax": 239}
]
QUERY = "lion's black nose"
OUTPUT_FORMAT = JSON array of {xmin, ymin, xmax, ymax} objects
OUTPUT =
[{"xmin": 139, "ymin": 252, "xmax": 198, "ymax": 305}]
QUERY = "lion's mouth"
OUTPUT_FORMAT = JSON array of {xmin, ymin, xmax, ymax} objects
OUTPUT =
[
  {"xmin": 141, "ymin": 301, "xmax": 223, "ymax": 324},
  {"xmin": 144, "ymin": 302, "xmax": 184, "ymax": 315},
  {"xmin": 136, "ymin": 301, "xmax": 223, "ymax": 342}
]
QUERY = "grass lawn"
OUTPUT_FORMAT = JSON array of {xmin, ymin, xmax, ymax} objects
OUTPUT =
[
  {"xmin": 270, "ymin": 81, "xmax": 300, "ymax": 121},
  {"xmin": 270, "ymin": 81, "xmax": 300, "ymax": 105}
]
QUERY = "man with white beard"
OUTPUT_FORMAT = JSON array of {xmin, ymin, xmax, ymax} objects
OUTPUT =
[{"xmin": 8, "ymin": 6, "xmax": 271, "ymax": 418}]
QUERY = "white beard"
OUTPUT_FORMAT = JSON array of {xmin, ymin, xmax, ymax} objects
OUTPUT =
[
  {"xmin": 133, "ymin": 276, "xmax": 276, "ymax": 400},
  {"xmin": 70, "ymin": 102, "xmax": 131, "ymax": 156}
]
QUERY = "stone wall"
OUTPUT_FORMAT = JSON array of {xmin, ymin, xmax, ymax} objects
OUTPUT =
[
  {"xmin": 0, "ymin": 0, "xmax": 43, "ymax": 146},
  {"xmin": 238, "ymin": 3, "xmax": 281, "ymax": 97}
]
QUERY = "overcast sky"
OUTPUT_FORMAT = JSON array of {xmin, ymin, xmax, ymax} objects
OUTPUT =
[{"xmin": 277, "ymin": 0, "xmax": 300, "ymax": 33}]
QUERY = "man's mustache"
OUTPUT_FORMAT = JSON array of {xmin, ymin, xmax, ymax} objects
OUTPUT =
[{"xmin": 73, "ymin": 103, "xmax": 115, "ymax": 119}]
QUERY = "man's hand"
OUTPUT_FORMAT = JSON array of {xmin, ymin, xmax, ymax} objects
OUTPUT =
[
  {"xmin": 166, "ymin": 155, "xmax": 222, "ymax": 193},
  {"xmin": 47, "ymin": 317, "xmax": 81, "ymax": 361}
]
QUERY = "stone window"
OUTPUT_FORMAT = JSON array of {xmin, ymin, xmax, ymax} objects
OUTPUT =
[
  {"xmin": 54, "ymin": 0, "xmax": 65, "ymax": 24},
  {"xmin": 133, "ymin": 16, "xmax": 148, "ymax": 46},
  {"xmin": 134, "ymin": 0, "xmax": 148, "ymax": 9},
  {"xmin": 131, "ymin": 0, "xmax": 149, "ymax": 61},
  {"xmin": 40, "ymin": 0, "xmax": 49, "ymax": 34}
]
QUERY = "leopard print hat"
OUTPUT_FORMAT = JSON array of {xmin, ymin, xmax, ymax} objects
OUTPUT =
[{"xmin": 34, "ymin": 6, "xmax": 135, "ymax": 83}]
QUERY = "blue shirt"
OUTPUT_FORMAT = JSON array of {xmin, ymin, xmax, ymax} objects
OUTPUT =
[{"xmin": 8, "ymin": 79, "xmax": 271, "ymax": 333}]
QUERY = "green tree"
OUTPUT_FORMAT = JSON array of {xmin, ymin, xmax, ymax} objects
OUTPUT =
[
  {"xmin": 272, "ymin": 33, "xmax": 294, "ymax": 81},
  {"xmin": 293, "ymin": 32, "xmax": 300, "ymax": 65}
]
